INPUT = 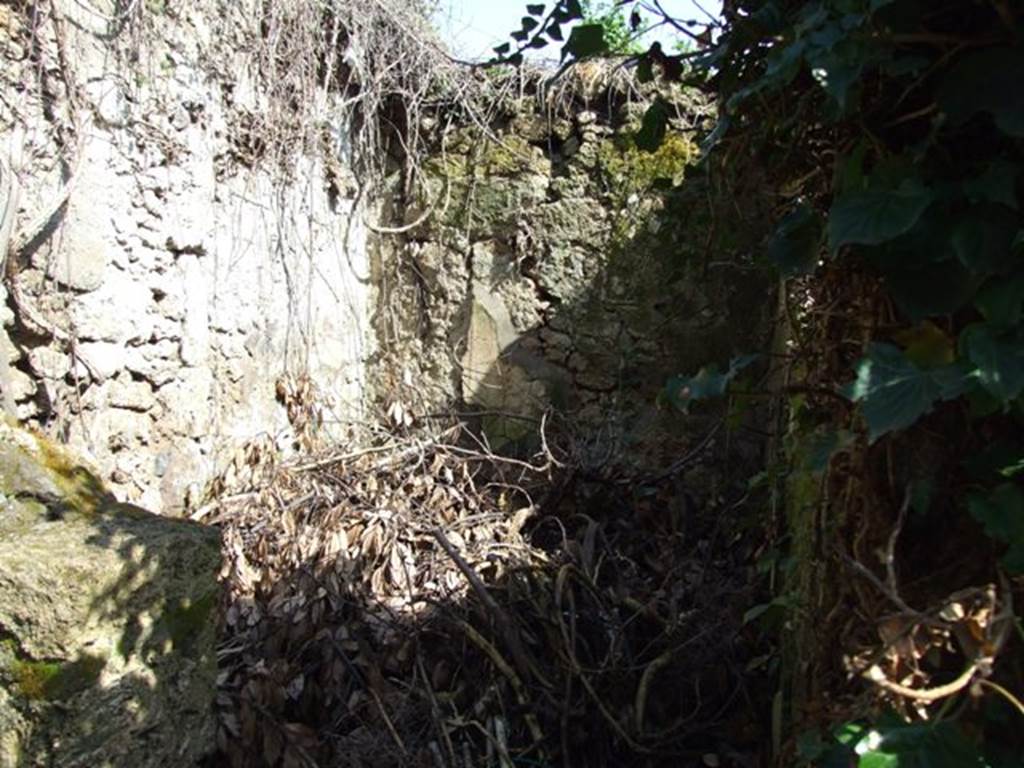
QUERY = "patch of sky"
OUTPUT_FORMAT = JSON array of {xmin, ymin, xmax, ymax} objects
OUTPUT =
[{"xmin": 431, "ymin": 0, "xmax": 723, "ymax": 63}]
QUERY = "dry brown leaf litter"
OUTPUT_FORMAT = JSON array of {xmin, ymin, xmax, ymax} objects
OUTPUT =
[{"xmin": 199, "ymin": 418, "xmax": 762, "ymax": 768}]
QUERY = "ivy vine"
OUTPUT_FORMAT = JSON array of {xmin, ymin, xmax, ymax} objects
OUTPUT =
[{"xmin": 500, "ymin": 0, "xmax": 1024, "ymax": 763}]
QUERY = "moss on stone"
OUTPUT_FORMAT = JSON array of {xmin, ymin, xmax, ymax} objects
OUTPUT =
[
  {"xmin": 0, "ymin": 424, "xmax": 110, "ymax": 519},
  {"xmin": 477, "ymin": 135, "xmax": 542, "ymax": 176},
  {"xmin": 596, "ymin": 133, "xmax": 697, "ymax": 200},
  {"xmin": 12, "ymin": 653, "xmax": 106, "ymax": 701},
  {"xmin": 31, "ymin": 435, "xmax": 109, "ymax": 516},
  {"xmin": 160, "ymin": 591, "xmax": 217, "ymax": 656}
]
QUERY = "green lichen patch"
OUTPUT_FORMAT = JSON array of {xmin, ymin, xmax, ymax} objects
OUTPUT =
[
  {"xmin": 11, "ymin": 653, "xmax": 106, "ymax": 702},
  {"xmin": 30, "ymin": 434, "xmax": 109, "ymax": 517},
  {"xmin": 596, "ymin": 133, "xmax": 697, "ymax": 200},
  {"xmin": 0, "ymin": 423, "xmax": 110, "ymax": 520},
  {"xmin": 476, "ymin": 135, "xmax": 546, "ymax": 177},
  {"xmin": 159, "ymin": 591, "xmax": 217, "ymax": 657}
]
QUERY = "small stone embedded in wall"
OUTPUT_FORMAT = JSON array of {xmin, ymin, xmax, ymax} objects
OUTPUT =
[
  {"xmin": 157, "ymin": 368, "xmax": 214, "ymax": 439},
  {"xmin": 108, "ymin": 378, "xmax": 156, "ymax": 413},
  {"xmin": 72, "ymin": 271, "xmax": 154, "ymax": 344},
  {"xmin": 125, "ymin": 342, "xmax": 180, "ymax": 388},
  {"xmin": 7, "ymin": 368, "xmax": 35, "ymax": 403},
  {"xmin": 76, "ymin": 341, "xmax": 127, "ymax": 383},
  {"xmin": 27, "ymin": 347, "xmax": 70, "ymax": 381}
]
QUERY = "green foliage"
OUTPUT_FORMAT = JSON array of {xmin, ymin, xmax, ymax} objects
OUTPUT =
[
  {"xmin": 493, "ymin": 0, "xmax": 645, "ymax": 63},
  {"xmin": 667, "ymin": 0, "xmax": 1023, "ymax": 469},
  {"xmin": 843, "ymin": 343, "xmax": 971, "ymax": 443},
  {"xmin": 491, "ymin": 0, "xmax": 587, "ymax": 64},
  {"xmin": 801, "ymin": 718, "xmax": 992, "ymax": 767},
  {"xmin": 666, "ymin": 2, "xmax": 1024, "ymax": 760},
  {"xmin": 700, "ymin": 0, "xmax": 1022, "ymax": 418},
  {"xmin": 562, "ymin": 23, "xmax": 607, "ymax": 59},
  {"xmin": 827, "ymin": 182, "xmax": 934, "ymax": 252},
  {"xmin": 579, "ymin": 0, "xmax": 643, "ymax": 54},
  {"xmin": 634, "ymin": 95, "xmax": 670, "ymax": 152},
  {"xmin": 938, "ymin": 48, "xmax": 1024, "ymax": 138},
  {"xmin": 768, "ymin": 203, "xmax": 822, "ymax": 276},
  {"xmin": 508, "ymin": 0, "xmax": 1024, "ymax": 758},
  {"xmin": 968, "ymin": 483, "xmax": 1024, "ymax": 573},
  {"xmin": 664, "ymin": 354, "xmax": 758, "ymax": 413}
]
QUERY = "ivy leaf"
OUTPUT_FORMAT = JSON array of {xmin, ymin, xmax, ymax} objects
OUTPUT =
[
  {"xmin": 884, "ymin": 257, "xmax": 979, "ymax": 322},
  {"xmin": 767, "ymin": 204, "xmax": 822, "ymax": 277},
  {"xmin": 493, "ymin": 42, "xmax": 511, "ymax": 55},
  {"xmin": 635, "ymin": 97, "xmax": 670, "ymax": 152},
  {"xmin": 844, "ymin": 343, "xmax": 968, "ymax": 442},
  {"xmin": 546, "ymin": 22, "xmax": 563, "ymax": 41},
  {"xmin": 526, "ymin": 3, "xmax": 545, "ymax": 15},
  {"xmin": 828, "ymin": 182, "xmax": 934, "ymax": 251},
  {"xmin": 859, "ymin": 755, "xmax": 899, "ymax": 768},
  {"xmin": 938, "ymin": 48, "xmax": 1024, "ymax": 138},
  {"xmin": 520, "ymin": 16, "xmax": 540, "ymax": 32},
  {"xmin": 965, "ymin": 442, "xmax": 1024, "ymax": 481},
  {"xmin": 975, "ymin": 274, "xmax": 1024, "ymax": 327},
  {"xmin": 511, "ymin": 29, "xmax": 529, "ymax": 41},
  {"xmin": 561, "ymin": 23, "xmax": 607, "ymax": 61},
  {"xmin": 637, "ymin": 54, "xmax": 654, "ymax": 83},
  {"xmin": 893, "ymin": 321, "xmax": 954, "ymax": 368},
  {"xmin": 951, "ymin": 204, "xmax": 1019, "ymax": 274},
  {"xmin": 727, "ymin": 40, "xmax": 805, "ymax": 110},
  {"xmin": 980, "ymin": 483, "xmax": 1024, "ymax": 529},
  {"xmin": 968, "ymin": 484, "xmax": 1024, "ymax": 574},
  {"xmin": 964, "ymin": 161, "xmax": 1019, "ymax": 210},
  {"xmin": 810, "ymin": 45, "xmax": 864, "ymax": 113},
  {"xmin": 564, "ymin": 0, "xmax": 583, "ymax": 21},
  {"xmin": 836, "ymin": 142, "xmax": 867, "ymax": 194},
  {"xmin": 800, "ymin": 428, "xmax": 855, "ymax": 473},
  {"xmin": 665, "ymin": 354, "xmax": 758, "ymax": 413},
  {"xmin": 961, "ymin": 324, "xmax": 1024, "ymax": 402},
  {"xmin": 855, "ymin": 720, "xmax": 989, "ymax": 768}
]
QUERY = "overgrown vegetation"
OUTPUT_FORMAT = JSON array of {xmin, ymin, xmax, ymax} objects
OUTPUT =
[
  {"xmin": 208, "ymin": 417, "xmax": 762, "ymax": 767},
  {"xmin": 523, "ymin": 0, "xmax": 1024, "ymax": 764},
  {"xmin": 6, "ymin": 0, "xmax": 1021, "ymax": 765}
]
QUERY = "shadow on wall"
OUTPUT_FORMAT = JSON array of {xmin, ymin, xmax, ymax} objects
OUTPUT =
[
  {"xmin": 0, "ymin": 422, "xmax": 221, "ymax": 767},
  {"xmin": 202, "ymin": 82, "xmax": 779, "ymax": 768},
  {"xmin": 381, "ymin": 89, "xmax": 776, "ymax": 476}
]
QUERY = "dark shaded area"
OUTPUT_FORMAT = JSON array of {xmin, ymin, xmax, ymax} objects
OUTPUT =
[
  {"xmin": 207, "ymin": 75, "xmax": 782, "ymax": 762},
  {"xmin": 204, "ymin": 416, "xmax": 777, "ymax": 768}
]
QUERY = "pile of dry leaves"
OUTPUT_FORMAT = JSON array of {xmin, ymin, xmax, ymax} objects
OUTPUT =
[{"xmin": 197, "ymin": 416, "xmax": 763, "ymax": 768}]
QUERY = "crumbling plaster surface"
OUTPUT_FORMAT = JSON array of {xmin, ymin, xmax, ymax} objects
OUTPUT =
[{"xmin": 0, "ymin": 1, "xmax": 371, "ymax": 511}]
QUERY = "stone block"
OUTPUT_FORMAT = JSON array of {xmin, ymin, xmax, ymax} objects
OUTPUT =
[
  {"xmin": 27, "ymin": 346, "xmax": 69, "ymax": 380},
  {"xmin": 6, "ymin": 367, "xmax": 35, "ymax": 402},
  {"xmin": 124, "ymin": 340, "xmax": 180, "ymax": 387},
  {"xmin": 42, "ymin": 238, "xmax": 110, "ymax": 293},
  {"xmin": 0, "ymin": 423, "xmax": 220, "ymax": 768},
  {"xmin": 76, "ymin": 340, "xmax": 127, "ymax": 382},
  {"xmin": 71, "ymin": 272, "xmax": 153, "ymax": 343},
  {"xmin": 156, "ymin": 368, "xmax": 213, "ymax": 438},
  {"xmin": 108, "ymin": 377, "xmax": 157, "ymax": 412}
]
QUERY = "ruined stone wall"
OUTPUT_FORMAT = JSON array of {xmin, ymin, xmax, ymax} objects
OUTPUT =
[
  {"xmin": 0, "ymin": 1, "xmax": 371, "ymax": 511},
  {"xmin": 373, "ymin": 83, "xmax": 771, "ymax": 468},
  {"xmin": 0, "ymin": 2, "xmax": 769, "ymax": 512}
]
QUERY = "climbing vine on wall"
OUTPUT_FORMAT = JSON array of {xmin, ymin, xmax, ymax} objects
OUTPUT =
[{"xmin": 503, "ymin": 0, "xmax": 1024, "ymax": 763}]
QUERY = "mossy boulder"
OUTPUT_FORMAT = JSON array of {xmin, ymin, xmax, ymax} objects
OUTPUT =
[{"xmin": 0, "ymin": 421, "xmax": 221, "ymax": 767}]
